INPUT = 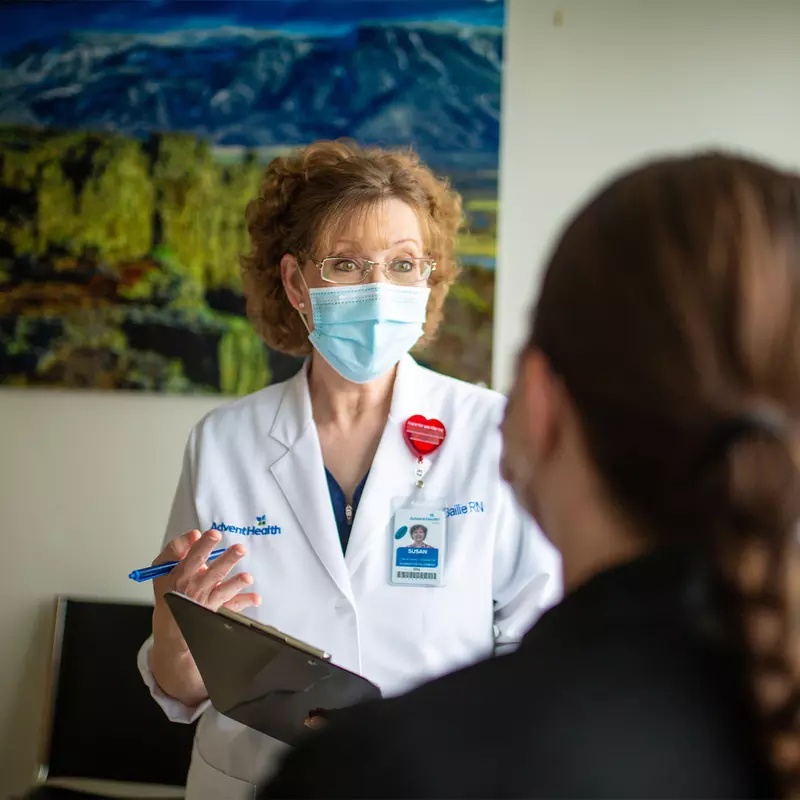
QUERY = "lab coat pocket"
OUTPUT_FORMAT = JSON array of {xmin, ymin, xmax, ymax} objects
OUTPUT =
[{"xmin": 187, "ymin": 738, "xmax": 257, "ymax": 800}]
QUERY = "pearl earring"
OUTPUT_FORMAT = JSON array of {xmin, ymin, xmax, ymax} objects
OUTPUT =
[{"xmin": 298, "ymin": 302, "xmax": 305, "ymax": 310}]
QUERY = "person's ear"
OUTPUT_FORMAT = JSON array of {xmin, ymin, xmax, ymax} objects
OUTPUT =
[
  {"xmin": 280, "ymin": 254, "xmax": 307, "ymax": 313},
  {"xmin": 518, "ymin": 349, "xmax": 564, "ymax": 465}
]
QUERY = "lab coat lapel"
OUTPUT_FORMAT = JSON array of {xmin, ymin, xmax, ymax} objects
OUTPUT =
[
  {"xmin": 345, "ymin": 356, "xmax": 425, "ymax": 576},
  {"xmin": 269, "ymin": 363, "xmax": 354, "ymax": 603}
]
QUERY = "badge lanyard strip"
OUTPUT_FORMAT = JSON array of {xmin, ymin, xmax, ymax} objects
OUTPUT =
[{"xmin": 415, "ymin": 456, "xmax": 427, "ymax": 489}]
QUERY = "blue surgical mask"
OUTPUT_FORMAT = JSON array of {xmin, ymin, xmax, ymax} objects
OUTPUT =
[{"xmin": 299, "ymin": 283, "xmax": 430, "ymax": 383}]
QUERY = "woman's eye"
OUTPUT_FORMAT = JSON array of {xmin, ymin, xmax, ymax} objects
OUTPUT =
[
  {"xmin": 390, "ymin": 260, "xmax": 414, "ymax": 272},
  {"xmin": 333, "ymin": 259, "xmax": 360, "ymax": 272}
]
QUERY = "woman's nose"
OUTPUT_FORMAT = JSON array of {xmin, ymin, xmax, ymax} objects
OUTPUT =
[
  {"xmin": 365, "ymin": 265, "xmax": 388, "ymax": 285},
  {"xmin": 366, "ymin": 264, "xmax": 386, "ymax": 283}
]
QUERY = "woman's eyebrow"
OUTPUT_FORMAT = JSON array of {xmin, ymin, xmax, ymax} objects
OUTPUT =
[{"xmin": 332, "ymin": 238, "xmax": 422, "ymax": 250}]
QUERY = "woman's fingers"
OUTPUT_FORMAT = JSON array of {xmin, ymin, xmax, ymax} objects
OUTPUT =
[
  {"xmin": 152, "ymin": 530, "xmax": 204, "ymax": 603},
  {"xmin": 196, "ymin": 543, "xmax": 246, "ymax": 591},
  {"xmin": 221, "ymin": 592, "xmax": 262, "ymax": 614},
  {"xmin": 153, "ymin": 529, "xmax": 202, "ymax": 566},
  {"xmin": 209, "ymin": 573, "xmax": 257, "ymax": 609},
  {"xmin": 153, "ymin": 531, "xmax": 257, "ymax": 611},
  {"xmin": 173, "ymin": 530, "xmax": 222, "ymax": 581}
]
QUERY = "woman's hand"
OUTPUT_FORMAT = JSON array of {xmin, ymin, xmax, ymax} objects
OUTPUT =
[
  {"xmin": 149, "ymin": 529, "xmax": 262, "ymax": 706},
  {"xmin": 155, "ymin": 528, "xmax": 260, "ymax": 609}
]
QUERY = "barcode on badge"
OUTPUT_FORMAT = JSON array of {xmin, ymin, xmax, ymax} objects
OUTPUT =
[{"xmin": 397, "ymin": 571, "xmax": 437, "ymax": 580}]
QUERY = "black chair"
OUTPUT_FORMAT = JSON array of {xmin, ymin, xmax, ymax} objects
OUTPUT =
[{"xmin": 19, "ymin": 597, "xmax": 196, "ymax": 799}]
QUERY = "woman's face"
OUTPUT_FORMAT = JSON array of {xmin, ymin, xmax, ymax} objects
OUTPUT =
[
  {"xmin": 501, "ymin": 372, "xmax": 535, "ymax": 515},
  {"xmin": 500, "ymin": 349, "xmax": 560, "ymax": 533},
  {"xmin": 411, "ymin": 527, "xmax": 426, "ymax": 544},
  {"xmin": 282, "ymin": 198, "xmax": 427, "ymax": 324}
]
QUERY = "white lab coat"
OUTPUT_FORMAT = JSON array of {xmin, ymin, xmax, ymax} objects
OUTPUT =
[{"xmin": 138, "ymin": 355, "xmax": 561, "ymax": 800}]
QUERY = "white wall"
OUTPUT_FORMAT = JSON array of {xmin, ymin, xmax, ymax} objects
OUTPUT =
[
  {"xmin": 494, "ymin": 0, "xmax": 800, "ymax": 391},
  {"xmin": 0, "ymin": 389, "xmax": 222, "ymax": 796},
  {"xmin": 3, "ymin": 0, "xmax": 800, "ymax": 795}
]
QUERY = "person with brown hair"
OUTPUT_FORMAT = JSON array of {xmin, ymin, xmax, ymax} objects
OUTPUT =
[
  {"xmin": 259, "ymin": 151, "xmax": 800, "ymax": 798},
  {"xmin": 409, "ymin": 524, "xmax": 433, "ymax": 547},
  {"xmin": 137, "ymin": 140, "xmax": 559, "ymax": 800}
]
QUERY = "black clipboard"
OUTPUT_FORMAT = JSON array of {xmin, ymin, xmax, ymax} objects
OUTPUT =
[{"xmin": 164, "ymin": 591, "xmax": 382, "ymax": 745}]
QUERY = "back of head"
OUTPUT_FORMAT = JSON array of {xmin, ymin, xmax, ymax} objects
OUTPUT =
[{"xmin": 531, "ymin": 153, "xmax": 800, "ymax": 794}]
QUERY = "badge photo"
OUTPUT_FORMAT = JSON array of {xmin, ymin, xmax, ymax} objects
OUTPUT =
[{"xmin": 390, "ymin": 505, "xmax": 446, "ymax": 587}]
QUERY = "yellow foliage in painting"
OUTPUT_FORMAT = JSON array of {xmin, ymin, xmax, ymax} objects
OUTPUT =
[
  {"xmin": 219, "ymin": 317, "xmax": 270, "ymax": 395},
  {"xmin": 0, "ymin": 126, "xmax": 496, "ymax": 390},
  {"xmin": 38, "ymin": 161, "xmax": 78, "ymax": 250},
  {"xmin": 78, "ymin": 137, "xmax": 155, "ymax": 262},
  {"xmin": 0, "ymin": 127, "xmax": 262, "ymax": 286},
  {"xmin": 151, "ymin": 135, "xmax": 261, "ymax": 289}
]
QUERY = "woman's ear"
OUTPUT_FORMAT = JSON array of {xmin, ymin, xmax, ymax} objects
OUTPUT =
[
  {"xmin": 280, "ymin": 254, "xmax": 307, "ymax": 312},
  {"xmin": 519, "ymin": 349, "xmax": 564, "ymax": 464}
]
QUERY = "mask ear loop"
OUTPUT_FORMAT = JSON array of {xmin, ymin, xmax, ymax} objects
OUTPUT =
[
  {"xmin": 294, "ymin": 264, "xmax": 312, "ymax": 334},
  {"xmin": 297, "ymin": 303, "xmax": 311, "ymax": 334}
]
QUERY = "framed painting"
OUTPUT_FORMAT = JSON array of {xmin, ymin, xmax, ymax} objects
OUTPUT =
[{"xmin": 0, "ymin": 0, "xmax": 504, "ymax": 393}]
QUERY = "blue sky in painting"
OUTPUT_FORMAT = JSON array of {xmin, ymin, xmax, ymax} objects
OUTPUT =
[{"xmin": 0, "ymin": 0, "xmax": 503, "ymax": 54}]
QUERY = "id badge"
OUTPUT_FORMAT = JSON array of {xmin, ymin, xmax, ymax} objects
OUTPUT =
[{"xmin": 390, "ymin": 497, "xmax": 446, "ymax": 588}]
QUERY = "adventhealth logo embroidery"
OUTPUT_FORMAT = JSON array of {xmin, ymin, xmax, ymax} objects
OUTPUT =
[
  {"xmin": 211, "ymin": 514, "xmax": 282, "ymax": 536},
  {"xmin": 445, "ymin": 501, "xmax": 486, "ymax": 518}
]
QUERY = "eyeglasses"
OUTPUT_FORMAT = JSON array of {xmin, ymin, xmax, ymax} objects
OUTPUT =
[{"xmin": 315, "ymin": 256, "xmax": 436, "ymax": 286}]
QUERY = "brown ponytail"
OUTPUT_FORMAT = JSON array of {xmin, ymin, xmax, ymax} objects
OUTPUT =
[
  {"xmin": 529, "ymin": 153, "xmax": 800, "ymax": 794},
  {"xmin": 720, "ymin": 422, "xmax": 800, "ymax": 794}
]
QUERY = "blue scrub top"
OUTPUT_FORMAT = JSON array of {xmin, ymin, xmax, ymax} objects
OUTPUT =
[{"xmin": 325, "ymin": 468, "xmax": 369, "ymax": 553}]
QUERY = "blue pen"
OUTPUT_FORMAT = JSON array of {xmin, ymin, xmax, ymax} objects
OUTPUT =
[{"xmin": 128, "ymin": 548, "xmax": 227, "ymax": 582}]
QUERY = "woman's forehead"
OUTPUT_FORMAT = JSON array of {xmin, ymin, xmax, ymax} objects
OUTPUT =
[{"xmin": 321, "ymin": 199, "xmax": 424, "ymax": 252}]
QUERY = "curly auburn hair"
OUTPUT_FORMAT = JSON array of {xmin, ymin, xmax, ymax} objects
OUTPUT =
[{"xmin": 240, "ymin": 140, "xmax": 464, "ymax": 356}]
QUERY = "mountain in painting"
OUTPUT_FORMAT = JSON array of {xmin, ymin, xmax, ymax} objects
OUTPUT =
[{"xmin": 0, "ymin": 22, "xmax": 501, "ymax": 166}]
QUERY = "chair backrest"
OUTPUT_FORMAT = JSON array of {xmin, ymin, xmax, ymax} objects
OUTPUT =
[{"xmin": 38, "ymin": 597, "xmax": 196, "ymax": 787}]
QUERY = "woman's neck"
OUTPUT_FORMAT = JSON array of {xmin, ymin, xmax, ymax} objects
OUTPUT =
[
  {"xmin": 309, "ymin": 353, "xmax": 396, "ymax": 499},
  {"xmin": 559, "ymin": 524, "xmax": 650, "ymax": 594},
  {"xmin": 545, "ymin": 466, "xmax": 651, "ymax": 594},
  {"xmin": 308, "ymin": 352, "xmax": 395, "ymax": 427},
  {"xmin": 531, "ymin": 404, "xmax": 654, "ymax": 595}
]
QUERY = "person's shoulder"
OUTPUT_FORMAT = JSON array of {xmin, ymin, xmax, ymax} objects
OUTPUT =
[
  {"xmin": 264, "ymin": 614, "xmax": 767, "ymax": 799},
  {"xmin": 508, "ymin": 620, "xmax": 766, "ymax": 797},
  {"xmin": 403, "ymin": 626, "xmax": 761, "ymax": 797}
]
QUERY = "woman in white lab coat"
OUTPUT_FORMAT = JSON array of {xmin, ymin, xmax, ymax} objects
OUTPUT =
[{"xmin": 138, "ymin": 140, "xmax": 560, "ymax": 800}]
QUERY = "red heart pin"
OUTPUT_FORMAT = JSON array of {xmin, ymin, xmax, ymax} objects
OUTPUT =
[{"xmin": 403, "ymin": 415, "xmax": 447, "ymax": 459}]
